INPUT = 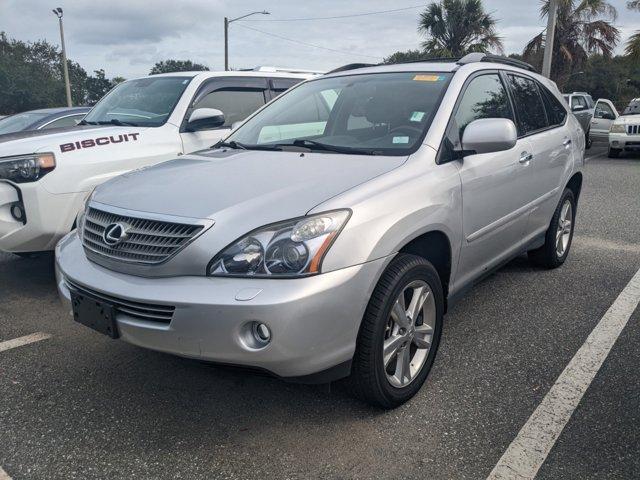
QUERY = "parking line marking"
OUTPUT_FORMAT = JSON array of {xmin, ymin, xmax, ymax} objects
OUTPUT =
[
  {"xmin": 0, "ymin": 332, "xmax": 52, "ymax": 353},
  {"xmin": 0, "ymin": 466, "xmax": 11, "ymax": 479},
  {"xmin": 487, "ymin": 267, "xmax": 640, "ymax": 480}
]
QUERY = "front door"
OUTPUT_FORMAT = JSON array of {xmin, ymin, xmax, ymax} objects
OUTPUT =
[
  {"xmin": 590, "ymin": 99, "xmax": 619, "ymax": 140},
  {"xmin": 447, "ymin": 72, "xmax": 533, "ymax": 288}
]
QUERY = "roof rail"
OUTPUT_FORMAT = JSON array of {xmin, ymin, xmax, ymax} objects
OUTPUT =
[
  {"xmin": 246, "ymin": 66, "xmax": 325, "ymax": 75},
  {"xmin": 326, "ymin": 63, "xmax": 377, "ymax": 74},
  {"xmin": 457, "ymin": 53, "xmax": 537, "ymax": 72}
]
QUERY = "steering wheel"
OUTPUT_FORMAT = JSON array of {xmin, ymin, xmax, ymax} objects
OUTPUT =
[{"xmin": 388, "ymin": 125, "xmax": 423, "ymax": 136}]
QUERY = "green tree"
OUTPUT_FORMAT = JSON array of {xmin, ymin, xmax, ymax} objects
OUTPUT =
[
  {"xmin": 626, "ymin": 0, "xmax": 640, "ymax": 58},
  {"xmin": 524, "ymin": 0, "xmax": 619, "ymax": 89},
  {"xmin": 150, "ymin": 59, "xmax": 209, "ymax": 75},
  {"xmin": 383, "ymin": 49, "xmax": 436, "ymax": 64},
  {"xmin": 85, "ymin": 69, "xmax": 116, "ymax": 104},
  {"xmin": 418, "ymin": 0, "xmax": 503, "ymax": 57}
]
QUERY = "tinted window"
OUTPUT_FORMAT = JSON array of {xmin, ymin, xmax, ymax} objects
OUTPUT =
[
  {"xmin": 539, "ymin": 86, "xmax": 567, "ymax": 126},
  {"xmin": 571, "ymin": 96, "xmax": 587, "ymax": 110},
  {"xmin": 271, "ymin": 78, "xmax": 303, "ymax": 98},
  {"xmin": 454, "ymin": 74, "xmax": 513, "ymax": 137},
  {"xmin": 507, "ymin": 75, "xmax": 548, "ymax": 135},
  {"xmin": 41, "ymin": 114, "xmax": 85, "ymax": 129},
  {"xmin": 594, "ymin": 102, "xmax": 615, "ymax": 119},
  {"xmin": 0, "ymin": 112, "xmax": 49, "ymax": 134},
  {"xmin": 194, "ymin": 89, "xmax": 266, "ymax": 127}
]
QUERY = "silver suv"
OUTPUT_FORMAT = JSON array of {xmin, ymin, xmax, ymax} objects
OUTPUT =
[{"xmin": 56, "ymin": 54, "xmax": 584, "ymax": 408}]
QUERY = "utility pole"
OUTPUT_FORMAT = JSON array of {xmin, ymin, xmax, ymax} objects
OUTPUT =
[
  {"xmin": 224, "ymin": 11, "xmax": 270, "ymax": 71},
  {"xmin": 53, "ymin": 7, "xmax": 72, "ymax": 107},
  {"xmin": 542, "ymin": 0, "xmax": 558, "ymax": 78}
]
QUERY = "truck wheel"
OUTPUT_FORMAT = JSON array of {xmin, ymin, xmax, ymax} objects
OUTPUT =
[
  {"xmin": 349, "ymin": 254, "xmax": 443, "ymax": 409},
  {"xmin": 585, "ymin": 130, "xmax": 592, "ymax": 150},
  {"xmin": 528, "ymin": 189, "xmax": 576, "ymax": 269},
  {"xmin": 608, "ymin": 147, "xmax": 621, "ymax": 158}
]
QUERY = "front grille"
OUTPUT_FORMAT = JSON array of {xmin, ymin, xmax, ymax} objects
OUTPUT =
[
  {"xmin": 82, "ymin": 207, "xmax": 204, "ymax": 265},
  {"xmin": 626, "ymin": 124, "xmax": 640, "ymax": 135},
  {"xmin": 67, "ymin": 279, "xmax": 175, "ymax": 324}
]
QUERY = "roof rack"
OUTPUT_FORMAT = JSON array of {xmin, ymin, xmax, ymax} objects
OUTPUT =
[
  {"xmin": 457, "ymin": 53, "xmax": 537, "ymax": 72},
  {"xmin": 238, "ymin": 66, "xmax": 324, "ymax": 75},
  {"xmin": 326, "ymin": 63, "xmax": 377, "ymax": 74}
]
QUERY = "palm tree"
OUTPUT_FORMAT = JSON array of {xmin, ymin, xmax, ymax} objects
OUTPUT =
[
  {"xmin": 418, "ymin": 0, "xmax": 503, "ymax": 57},
  {"xmin": 626, "ymin": 1, "xmax": 640, "ymax": 58},
  {"xmin": 524, "ymin": 0, "xmax": 619, "ymax": 87}
]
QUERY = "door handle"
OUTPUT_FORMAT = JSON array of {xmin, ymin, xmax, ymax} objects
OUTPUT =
[
  {"xmin": 563, "ymin": 138, "xmax": 572, "ymax": 147},
  {"xmin": 519, "ymin": 152, "xmax": 533, "ymax": 164}
]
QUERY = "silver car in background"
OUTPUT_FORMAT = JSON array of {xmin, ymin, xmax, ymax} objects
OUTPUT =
[{"xmin": 56, "ymin": 54, "xmax": 584, "ymax": 408}]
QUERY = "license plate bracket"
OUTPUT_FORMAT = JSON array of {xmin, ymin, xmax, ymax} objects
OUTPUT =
[{"xmin": 71, "ymin": 290, "xmax": 119, "ymax": 339}]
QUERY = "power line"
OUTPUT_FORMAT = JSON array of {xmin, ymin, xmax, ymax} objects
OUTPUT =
[
  {"xmin": 234, "ymin": 23, "xmax": 382, "ymax": 60},
  {"xmin": 239, "ymin": 4, "xmax": 426, "ymax": 22}
]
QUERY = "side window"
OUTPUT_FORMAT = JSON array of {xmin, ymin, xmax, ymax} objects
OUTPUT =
[
  {"xmin": 270, "ymin": 78, "xmax": 302, "ymax": 98},
  {"xmin": 594, "ymin": 102, "xmax": 614, "ymax": 119},
  {"xmin": 507, "ymin": 74, "xmax": 548, "ymax": 135},
  {"xmin": 539, "ymin": 86, "xmax": 567, "ymax": 126},
  {"xmin": 454, "ymin": 74, "xmax": 514, "ymax": 138},
  {"xmin": 193, "ymin": 89, "xmax": 266, "ymax": 127},
  {"xmin": 41, "ymin": 114, "xmax": 84, "ymax": 129}
]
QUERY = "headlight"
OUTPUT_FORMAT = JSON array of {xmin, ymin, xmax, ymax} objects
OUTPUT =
[
  {"xmin": 207, "ymin": 210, "xmax": 351, "ymax": 278},
  {"xmin": 0, "ymin": 153, "xmax": 56, "ymax": 183},
  {"xmin": 610, "ymin": 124, "xmax": 626, "ymax": 133},
  {"xmin": 76, "ymin": 188, "xmax": 96, "ymax": 241}
]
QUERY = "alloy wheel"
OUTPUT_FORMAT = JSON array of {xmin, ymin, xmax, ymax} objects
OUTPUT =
[{"xmin": 556, "ymin": 200, "xmax": 573, "ymax": 257}]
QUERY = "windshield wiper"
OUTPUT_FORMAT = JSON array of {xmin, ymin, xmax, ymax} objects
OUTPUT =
[
  {"xmin": 213, "ymin": 140, "xmax": 283, "ymax": 151},
  {"xmin": 78, "ymin": 120, "xmax": 99, "ymax": 125},
  {"xmin": 96, "ymin": 119, "xmax": 139, "ymax": 127},
  {"xmin": 285, "ymin": 139, "xmax": 379, "ymax": 155}
]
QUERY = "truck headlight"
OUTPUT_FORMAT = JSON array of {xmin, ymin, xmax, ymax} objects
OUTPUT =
[
  {"xmin": 0, "ymin": 153, "xmax": 56, "ymax": 183},
  {"xmin": 610, "ymin": 124, "xmax": 626, "ymax": 134},
  {"xmin": 207, "ymin": 210, "xmax": 351, "ymax": 277}
]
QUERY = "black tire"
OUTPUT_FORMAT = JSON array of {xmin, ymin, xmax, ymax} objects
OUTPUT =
[
  {"xmin": 348, "ymin": 254, "xmax": 444, "ymax": 409},
  {"xmin": 14, "ymin": 251, "xmax": 45, "ymax": 259},
  {"xmin": 585, "ymin": 131, "xmax": 592, "ymax": 150},
  {"xmin": 608, "ymin": 147, "xmax": 621, "ymax": 158},
  {"xmin": 528, "ymin": 188, "xmax": 576, "ymax": 269}
]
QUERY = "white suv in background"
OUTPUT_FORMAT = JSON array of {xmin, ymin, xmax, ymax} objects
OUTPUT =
[
  {"xmin": 0, "ymin": 68, "xmax": 316, "ymax": 255},
  {"xmin": 608, "ymin": 98, "xmax": 640, "ymax": 158}
]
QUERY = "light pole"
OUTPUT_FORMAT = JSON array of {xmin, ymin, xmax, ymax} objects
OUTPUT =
[
  {"xmin": 53, "ymin": 7, "xmax": 72, "ymax": 107},
  {"xmin": 542, "ymin": 0, "xmax": 558, "ymax": 78},
  {"xmin": 224, "ymin": 10, "xmax": 270, "ymax": 71}
]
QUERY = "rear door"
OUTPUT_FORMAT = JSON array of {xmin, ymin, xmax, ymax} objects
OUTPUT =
[
  {"xmin": 448, "ymin": 72, "xmax": 533, "ymax": 287},
  {"xmin": 570, "ymin": 95, "xmax": 591, "ymax": 132},
  {"xmin": 506, "ymin": 74, "xmax": 572, "ymax": 242},
  {"xmin": 180, "ymin": 77, "xmax": 269, "ymax": 153},
  {"xmin": 590, "ymin": 99, "xmax": 619, "ymax": 139}
]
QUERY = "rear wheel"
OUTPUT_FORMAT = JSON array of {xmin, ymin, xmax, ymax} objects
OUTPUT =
[
  {"xmin": 585, "ymin": 130, "xmax": 592, "ymax": 150},
  {"xmin": 349, "ymin": 254, "xmax": 443, "ymax": 409},
  {"xmin": 528, "ymin": 188, "xmax": 576, "ymax": 269},
  {"xmin": 608, "ymin": 147, "xmax": 621, "ymax": 158}
]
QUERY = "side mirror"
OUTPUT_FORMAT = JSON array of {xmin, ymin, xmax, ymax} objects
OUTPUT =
[
  {"xmin": 186, "ymin": 108, "xmax": 225, "ymax": 132},
  {"xmin": 461, "ymin": 118, "xmax": 517, "ymax": 156}
]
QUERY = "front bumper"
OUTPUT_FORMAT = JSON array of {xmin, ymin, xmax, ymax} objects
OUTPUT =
[
  {"xmin": 56, "ymin": 233, "xmax": 389, "ymax": 380},
  {"xmin": 0, "ymin": 181, "xmax": 82, "ymax": 253},
  {"xmin": 609, "ymin": 133, "xmax": 640, "ymax": 151}
]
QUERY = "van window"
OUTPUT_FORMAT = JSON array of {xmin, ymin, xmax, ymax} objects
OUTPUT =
[{"xmin": 507, "ymin": 75, "xmax": 548, "ymax": 135}]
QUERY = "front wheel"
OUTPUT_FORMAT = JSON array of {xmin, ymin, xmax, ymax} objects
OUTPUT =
[
  {"xmin": 585, "ymin": 130, "xmax": 592, "ymax": 150},
  {"xmin": 348, "ymin": 254, "xmax": 444, "ymax": 409},
  {"xmin": 528, "ymin": 189, "xmax": 576, "ymax": 269},
  {"xmin": 608, "ymin": 147, "xmax": 621, "ymax": 158}
]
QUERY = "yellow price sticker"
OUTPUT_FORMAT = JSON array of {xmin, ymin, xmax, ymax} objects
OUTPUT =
[{"xmin": 413, "ymin": 74, "xmax": 442, "ymax": 82}]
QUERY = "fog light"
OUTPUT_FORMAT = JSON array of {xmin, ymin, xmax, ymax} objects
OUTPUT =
[
  {"xmin": 10, "ymin": 203, "xmax": 25, "ymax": 222},
  {"xmin": 253, "ymin": 322, "xmax": 271, "ymax": 344}
]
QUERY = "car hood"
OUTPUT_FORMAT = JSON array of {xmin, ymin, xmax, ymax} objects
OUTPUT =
[
  {"xmin": 92, "ymin": 148, "xmax": 407, "ymax": 222},
  {"xmin": 0, "ymin": 124, "xmax": 147, "ymax": 156},
  {"xmin": 614, "ymin": 114, "xmax": 640, "ymax": 124}
]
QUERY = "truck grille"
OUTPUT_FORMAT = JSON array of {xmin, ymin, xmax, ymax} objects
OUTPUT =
[
  {"xmin": 626, "ymin": 124, "xmax": 640, "ymax": 135},
  {"xmin": 82, "ymin": 207, "xmax": 204, "ymax": 265},
  {"xmin": 66, "ymin": 279, "xmax": 175, "ymax": 324}
]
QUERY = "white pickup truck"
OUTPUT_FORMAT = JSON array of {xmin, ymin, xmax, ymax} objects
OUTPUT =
[{"xmin": 0, "ymin": 69, "xmax": 315, "ymax": 255}]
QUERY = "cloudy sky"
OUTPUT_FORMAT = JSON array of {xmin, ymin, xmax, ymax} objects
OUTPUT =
[{"xmin": 2, "ymin": 0, "xmax": 640, "ymax": 79}]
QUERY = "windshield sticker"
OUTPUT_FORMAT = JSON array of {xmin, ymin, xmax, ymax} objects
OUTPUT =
[
  {"xmin": 392, "ymin": 136, "xmax": 410, "ymax": 144},
  {"xmin": 410, "ymin": 111, "xmax": 425, "ymax": 122},
  {"xmin": 59, "ymin": 132, "xmax": 140, "ymax": 153},
  {"xmin": 413, "ymin": 74, "xmax": 445, "ymax": 82}
]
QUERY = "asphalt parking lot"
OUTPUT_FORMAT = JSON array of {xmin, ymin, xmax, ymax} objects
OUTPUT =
[{"xmin": 1, "ymin": 143, "xmax": 639, "ymax": 480}]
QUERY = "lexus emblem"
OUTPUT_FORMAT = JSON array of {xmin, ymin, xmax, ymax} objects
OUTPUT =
[{"xmin": 103, "ymin": 223, "xmax": 130, "ymax": 246}]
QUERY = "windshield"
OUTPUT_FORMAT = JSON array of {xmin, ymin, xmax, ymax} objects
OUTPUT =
[
  {"xmin": 83, "ymin": 76, "xmax": 192, "ymax": 127},
  {"xmin": 226, "ymin": 71, "xmax": 452, "ymax": 155},
  {"xmin": 623, "ymin": 101, "xmax": 640, "ymax": 115},
  {"xmin": 0, "ymin": 112, "xmax": 50, "ymax": 134}
]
